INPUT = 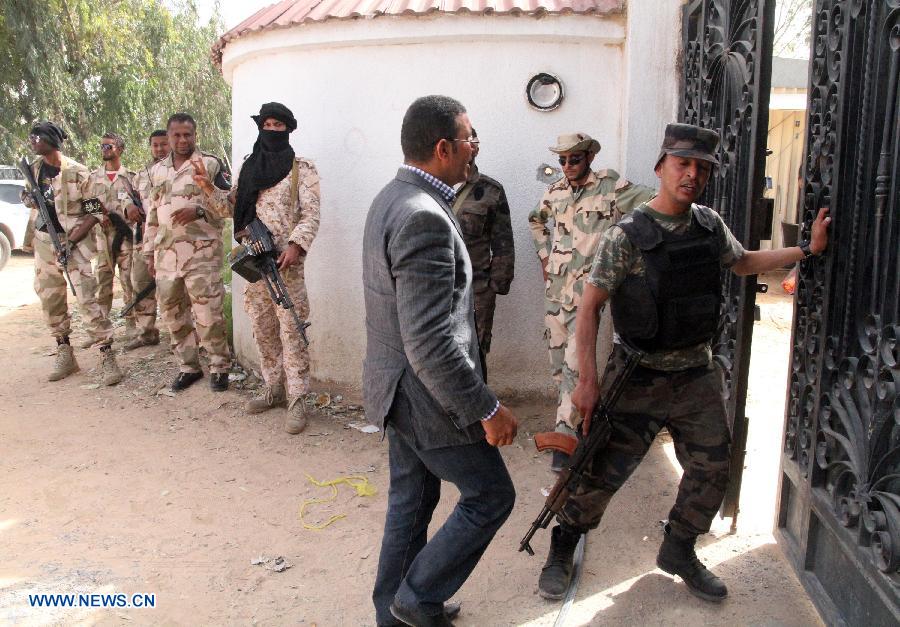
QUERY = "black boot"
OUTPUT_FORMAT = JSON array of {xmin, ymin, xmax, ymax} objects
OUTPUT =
[
  {"xmin": 656, "ymin": 528, "xmax": 728, "ymax": 602},
  {"xmin": 538, "ymin": 525, "xmax": 581, "ymax": 600},
  {"xmin": 171, "ymin": 371, "xmax": 203, "ymax": 392}
]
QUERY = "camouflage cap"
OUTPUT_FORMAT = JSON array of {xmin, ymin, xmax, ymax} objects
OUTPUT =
[
  {"xmin": 549, "ymin": 132, "xmax": 601, "ymax": 154},
  {"xmin": 656, "ymin": 123, "xmax": 720, "ymax": 167}
]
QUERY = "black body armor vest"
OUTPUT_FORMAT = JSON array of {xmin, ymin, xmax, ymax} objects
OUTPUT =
[{"xmin": 611, "ymin": 206, "xmax": 723, "ymax": 351}]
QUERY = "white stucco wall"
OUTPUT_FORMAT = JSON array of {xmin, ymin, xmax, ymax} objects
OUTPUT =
[{"xmin": 221, "ymin": 2, "xmax": 684, "ymax": 396}]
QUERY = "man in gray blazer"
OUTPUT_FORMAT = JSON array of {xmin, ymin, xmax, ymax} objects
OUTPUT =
[{"xmin": 364, "ymin": 95, "xmax": 520, "ymax": 627}]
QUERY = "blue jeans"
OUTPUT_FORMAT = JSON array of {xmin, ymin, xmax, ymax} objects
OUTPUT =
[{"xmin": 372, "ymin": 404, "xmax": 515, "ymax": 624}]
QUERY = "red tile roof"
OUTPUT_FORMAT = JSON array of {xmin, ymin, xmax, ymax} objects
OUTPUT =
[{"xmin": 213, "ymin": 0, "xmax": 625, "ymax": 67}]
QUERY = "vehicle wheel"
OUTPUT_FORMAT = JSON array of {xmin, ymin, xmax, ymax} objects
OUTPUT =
[{"xmin": 0, "ymin": 231, "xmax": 10, "ymax": 272}]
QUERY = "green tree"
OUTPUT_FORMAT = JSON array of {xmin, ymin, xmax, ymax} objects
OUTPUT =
[{"xmin": 0, "ymin": 0, "xmax": 231, "ymax": 170}]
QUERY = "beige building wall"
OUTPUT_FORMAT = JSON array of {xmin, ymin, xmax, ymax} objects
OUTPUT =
[{"xmin": 764, "ymin": 107, "xmax": 807, "ymax": 249}]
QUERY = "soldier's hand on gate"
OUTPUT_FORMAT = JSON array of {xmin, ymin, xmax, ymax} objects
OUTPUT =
[
  {"xmin": 190, "ymin": 156, "xmax": 214, "ymax": 193},
  {"xmin": 277, "ymin": 242, "xmax": 305, "ymax": 270},
  {"xmin": 483, "ymin": 404, "xmax": 518, "ymax": 447},
  {"xmin": 573, "ymin": 378, "xmax": 601, "ymax": 436},
  {"xmin": 810, "ymin": 207, "xmax": 831, "ymax": 255},
  {"xmin": 171, "ymin": 207, "xmax": 200, "ymax": 226}
]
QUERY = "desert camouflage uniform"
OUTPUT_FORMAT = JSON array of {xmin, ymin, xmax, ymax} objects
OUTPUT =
[
  {"xmin": 529, "ymin": 170, "xmax": 654, "ymax": 428},
  {"xmin": 144, "ymin": 151, "xmax": 231, "ymax": 375},
  {"xmin": 28, "ymin": 155, "xmax": 112, "ymax": 346},
  {"xmin": 558, "ymin": 203, "xmax": 746, "ymax": 539},
  {"xmin": 88, "ymin": 165, "xmax": 136, "ymax": 326},
  {"xmin": 206, "ymin": 157, "xmax": 320, "ymax": 398},
  {"xmin": 129, "ymin": 166, "xmax": 160, "ymax": 341},
  {"xmin": 452, "ymin": 165, "xmax": 514, "ymax": 362}
]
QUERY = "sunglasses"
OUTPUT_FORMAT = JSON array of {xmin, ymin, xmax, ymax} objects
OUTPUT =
[
  {"xmin": 100, "ymin": 143, "xmax": 115, "ymax": 150},
  {"xmin": 558, "ymin": 153, "xmax": 586, "ymax": 166}
]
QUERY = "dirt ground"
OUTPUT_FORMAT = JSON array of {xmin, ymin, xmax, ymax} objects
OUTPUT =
[{"xmin": 0, "ymin": 252, "xmax": 820, "ymax": 626}]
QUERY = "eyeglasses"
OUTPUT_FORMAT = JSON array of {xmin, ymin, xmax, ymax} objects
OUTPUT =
[
  {"xmin": 100, "ymin": 143, "xmax": 115, "ymax": 150},
  {"xmin": 28, "ymin": 134, "xmax": 42, "ymax": 143},
  {"xmin": 450, "ymin": 138, "xmax": 480, "ymax": 146},
  {"xmin": 558, "ymin": 153, "xmax": 586, "ymax": 166}
]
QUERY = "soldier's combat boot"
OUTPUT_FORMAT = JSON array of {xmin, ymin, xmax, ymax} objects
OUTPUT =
[
  {"xmin": 48, "ymin": 343, "xmax": 80, "ymax": 382},
  {"xmin": 285, "ymin": 396, "xmax": 308, "ymax": 435},
  {"xmin": 538, "ymin": 524, "xmax": 581, "ymax": 600},
  {"xmin": 78, "ymin": 336, "xmax": 95, "ymax": 349},
  {"xmin": 100, "ymin": 347, "xmax": 123, "ymax": 386},
  {"xmin": 123, "ymin": 330, "xmax": 160, "ymax": 352},
  {"xmin": 246, "ymin": 384, "xmax": 286, "ymax": 415},
  {"xmin": 656, "ymin": 528, "xmax": 728, "ymax": 602}
]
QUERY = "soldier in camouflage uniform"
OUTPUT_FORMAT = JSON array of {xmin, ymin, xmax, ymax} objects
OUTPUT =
[
  {"xmin": 200, "ymin": 102, "xmax": 320, "ymax": 435},
  {"xmin": 144, "ymin": 112, "xmax": 232, "ymax": 392},
  {"xmin": 529, "ymin": 132, "xmax": 654, "ymax": 470},
  {"xmin": 452, "ymin": 129, "xmax": 514, "ymax": 380},
  {"xmin": 23, "ymin": 122, "xmax": 123, "ymax": 385},
  {"xmin": 88, "ymin": 132, "xmax": 137, "ymax": 336},
  {"xmin": 122, "ymin": 130, "xmax": 170, "ymax": 351},
  {"xmin": 538, "ymin": 123, "xmax": 832, "ymax": 603}
]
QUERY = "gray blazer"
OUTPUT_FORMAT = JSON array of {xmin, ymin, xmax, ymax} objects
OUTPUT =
[{"xmin": 362, "ymin": 167, "xmax": 498, "ymax": 449}]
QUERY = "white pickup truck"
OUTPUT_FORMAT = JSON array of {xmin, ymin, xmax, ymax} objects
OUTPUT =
[{"xmin": 0, "ymin": 171, "xmax": 29, "ymax": 271}]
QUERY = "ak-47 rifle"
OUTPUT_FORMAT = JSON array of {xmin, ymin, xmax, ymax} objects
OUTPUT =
[
  {"xmin": 519, "ymin": 345, "xmax": 643, "ymax": 556},
  {"xmin": 229, "ymin": 218, "xmax": 311, "ymax": 346},
  {"xmin": 18, "ymin": 156, "xmax": 76, "ymax": 296},
  {"xmin": 120, "ymin": 279, "xmax": 155, "ymax": 318}
]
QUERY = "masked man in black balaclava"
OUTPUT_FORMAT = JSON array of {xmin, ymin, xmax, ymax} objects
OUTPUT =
[{"xmin": 196, "ymin": 102, "xmax": 321, "ymax": 435}]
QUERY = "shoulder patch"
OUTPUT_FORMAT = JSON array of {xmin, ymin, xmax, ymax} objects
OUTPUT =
[{"xmin": 477, "ymin": 173, "xmax": 504, "ymax": 190}]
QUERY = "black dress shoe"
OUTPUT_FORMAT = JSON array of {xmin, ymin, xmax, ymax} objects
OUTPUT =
[
  {"xmin": 171, "ymin": 371, "xmax": 203, "ymax": 391},
  {"xmin": 389, "ymin": 602, "xmax": 453, "ymax": 627},
  {"xmin": 379, "ymin": 602, "xmax": 460, "ymax": 626},
  {"xmin": 210, "ymin": 372, "xmax": 229, "ymax": 392}
]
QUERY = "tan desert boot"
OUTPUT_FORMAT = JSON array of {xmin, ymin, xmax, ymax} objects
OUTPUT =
[
  {"xmin": 48, "ymin": 344, "xmax": 80, "ymax": 381},
  {"xmin": 246, "ymin": 383, "xmax": 287, "ymax": 415},
  {"xmin": 285, "ymin": 396, "xmax": 308, "ymax": 434},
  {"xmin": 100, "ymin": 348, "xmax": 123, "ymax": 386}
]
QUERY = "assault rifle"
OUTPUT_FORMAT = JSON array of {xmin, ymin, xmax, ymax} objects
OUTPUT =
[
  {"xmin": 230, "ymin": 218, "xmax": 311, "ymax": 346},
  {"xmin": 519, "ymin": 345, "xmax": 643, "ymax": 556},
  {"xmin": 18, "ymin": 156, "xmax": 76, "ymax": 295},
  {"xmin": 120, "ymin": 280, "xmax": 155, "ymax": 318}
]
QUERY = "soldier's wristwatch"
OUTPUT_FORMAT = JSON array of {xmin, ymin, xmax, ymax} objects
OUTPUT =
[
  {"xmin": 195, "ymin": 206, "xmax": 206, "ymax": 220},
  {"xmin": 798, "ymin": 239, "xmax": 814, "ymax": 258}
]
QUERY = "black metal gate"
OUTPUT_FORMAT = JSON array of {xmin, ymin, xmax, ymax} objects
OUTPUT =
[
  {"xmin": 776, "ymin": 1, "xmax": 900, "ymax": 624},
  {"xmin": 680, "ymin": 0, "xmax": 776, "ymax": 522}
]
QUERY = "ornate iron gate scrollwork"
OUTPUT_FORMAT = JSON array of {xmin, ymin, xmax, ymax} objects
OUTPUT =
[
  {"xmin": 776, "ymin": 1, "xmax": 900, "ymax": 624},
  {"xmin": 680, "ymin": 0, "xmax": 776, "ymax": 521}
]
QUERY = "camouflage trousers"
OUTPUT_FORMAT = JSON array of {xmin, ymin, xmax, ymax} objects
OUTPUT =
[
  {"xmin": 244, "ymin": 263, "xmax": 310, "ymax": 398},
  {"xmin": 155, "ymin": 240, "xmax": 230, "ymax": 374},
  {"xmin": 94, "ymin": 223, "xmax": 134, "ymax": 324},
  {"xmin": 130, "ymin": 241, "xmax": 158, "ymax": 340},
  {"xmin": 544, "ymin": 302, "xmax": 613, "ymax": 429},
  {"xmin": 558, "ymin": 345, "xmax": 732, "ymax": 540},
  {"xmin": 33, "ymin": 231, "xmax": 113, "ymax": 346},
  {"xmin": 474, "ymin": 288, "xmax": 496, "ymax": 354}
]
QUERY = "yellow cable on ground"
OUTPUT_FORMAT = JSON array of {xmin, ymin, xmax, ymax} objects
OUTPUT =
[{"xmin": 299, "ymin": 474, "xmax": 377, "ymax": 530}]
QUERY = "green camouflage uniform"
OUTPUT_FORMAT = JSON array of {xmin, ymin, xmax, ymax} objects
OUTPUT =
[
  {"xmin": 529, "ymin": 170, "xmax": 654, "ymax": 428},
  {"xmin": 558, "ymin": 203, "xmax": 746, "ymax": 540},
  {"xmin": 87, "ymin": 165, "xmax": 136, "ymax": 326},
  {"xmin": 144, "ymin": 151, "xmax": 231, "ymax": 375},
  {"xmin": 28, "ymin": 155, "xmax": 113, "ymax": 346},
  {"xmin": 205, "ymin": 157, "xmax": 320, "ymax": 399},
  {"xmin": 452, "ymin": 165, "xmax": 514, "ymax": 363}
]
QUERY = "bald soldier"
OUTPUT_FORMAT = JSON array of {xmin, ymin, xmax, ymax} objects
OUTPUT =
[
  {"xmin": 144, "ymin": 112, "xmax": 232, "ymax": 392},
  {"xmin": 87, "ymin": 132, "xmax": 137, "ymax": 337},
  {"xmin": 529, "ymin": 132, "xmax": 655, "ymax": 471},
  {"xmin": 452, "ymin": 128, "xmax": 514, "ymax": 379}
]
